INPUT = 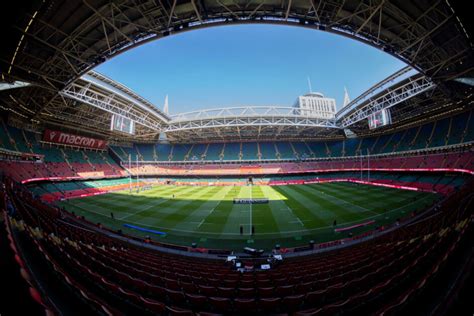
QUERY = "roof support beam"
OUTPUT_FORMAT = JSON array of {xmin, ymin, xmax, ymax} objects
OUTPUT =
[
  {"xmin": 285, "ymin": 0, "xmax": 292, "ymax": 20},
  {"xmin": 248, "ymin": 1, "xmax": 266, "ymax": 19},
  {"xmin": 101, "ymin": 20, "xmax": 112, "ymax": 53},
  {"xmin": 83, "ymin": 0, "xmax": 134, "ymax": 44},
  {"xmin": 399, "ymin": 14, "xmax": 452, "ymax": 55},
  {"xmin": 338, "ymin": 76, "xmax": 435, "ymax": 128},
  {"xmin": 190, "ymin": 0, "xmax": 203, "ymax": 22},
  {"xmin": 14, "ymin": 26, "xmax": 88, "ymax": 66},
  {"xmin": 167, "ymin": 0, "xmax": 178, "ymax": 28},
  {"xmin": 216, "ymin": 0, "xmax": 241, "ymax": 20},
  {"xmin": 355, "ymin": 0, "xmax": 385, "ymax": 35},
  {"xmin": 60, "ymin": 81, "xmax": 164, "ymax": 131}
]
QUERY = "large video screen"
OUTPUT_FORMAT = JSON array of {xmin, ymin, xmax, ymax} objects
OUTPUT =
[
  {"xmin": 368, "ymin": 109, "xmax": 392, "ymax": 130},
  {"xmin": 110, "ymin": 115, "xmax": 135, "ymax": 135}
]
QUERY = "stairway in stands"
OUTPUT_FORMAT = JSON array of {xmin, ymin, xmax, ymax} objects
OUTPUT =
[{"xmin": 59, "ymin": 149, "xmax": 75, "ymax": 173}]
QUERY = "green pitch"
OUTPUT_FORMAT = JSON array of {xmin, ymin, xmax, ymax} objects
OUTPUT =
[{"xmin": 57, "ymin": 182, "xmax": 439, "ymax": 250}]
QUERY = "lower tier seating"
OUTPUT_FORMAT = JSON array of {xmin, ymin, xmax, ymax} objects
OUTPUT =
[
  {"xmin": 124, "ymin": 151, "xmax": 474, "ymax": 177},
  {"xmin": 2, "ymin": 175, "xmax": 473, "ymax": 315}
]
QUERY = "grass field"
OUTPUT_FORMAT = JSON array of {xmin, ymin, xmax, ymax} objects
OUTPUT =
[{"xmin": 57, "ymin": 182, "xmax": 439, "ymax": 250}]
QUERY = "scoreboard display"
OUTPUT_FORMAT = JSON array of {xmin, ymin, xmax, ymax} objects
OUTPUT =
[
  {"xmin": 368, "ymin": 109, "xmax": 392, "ymax": 130},
  {"xmin": 111, "ymin": 115, "xmax": 135, "ymax": 135}
]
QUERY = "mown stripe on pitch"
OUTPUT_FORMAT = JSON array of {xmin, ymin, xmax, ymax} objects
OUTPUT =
[
  {"xmin": 172, "ymin": 186, "xmax": 232, "ymax": 232},
  {"xmin": 302, "ymin": 183, "xmax": 381, "ymax": 216},
  {"xmin": 323, "ymin": 182, "xmax": 426, "ymax": 201},
  {"xmin": 340, "ymin": 182, "xmax": 436, "ymax": 210},
  {"xmin": 310, "ymin": 182, "xmax": 436, "ymax": 218},
  {"xmin": 258, "ymin": 186, "xmax": 301, "ymax": 228},
  {"xmin": 259, "ymin": 186, "xmax": 306, "ymax": 235},
  {"xmin": 220, "ymin": 186, "xmax": 259, "ymax": 236},
  {"xmin": 154, "ymin": 187, "xmax": 222, "ymax": 223},
  {"xmin": 58, "ymin": 182, "xmax": 439, "ymax": 247},
  {"xmin": 118, "ymin": 185, "xmax": 208, "ymax": 220},
  {"xmin": 309, "ymin": 182, "xmax": 424, "ymax": 214},
  {"xmin": 71, "ymin": 185, "xmax": 180, "ymax": 211},
  {"xmin": 69, "ymin": 185, "xmax": 194, "ymax": 217},
  {"xmin": 104, "ymin": 185, "xmax": 208, "ymax": 223},
  {"xmin": 272, "ymin": 185, "xmax": 331, "ymax": 227},
  {"xmin": 249, "ymin": 186, "xmax": 280, "ymax": 234},
  {"xmin": 81, "ymin": 185, "xmax": 175, "ymax": 205},
  {"xmin": 314, "ymin": 182, "xmax": 401, "ymax": 205},
  {"xmin": 283, "ymin": 184, "xmax": 366, "ymax": 224},
  {"xmin": 133, "ymin": 186, "xmax": 219, "ymax": 225}
]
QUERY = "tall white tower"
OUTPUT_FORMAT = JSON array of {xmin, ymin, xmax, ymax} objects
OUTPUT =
[
  {"xmin": 343, "ymin": 87, "xmax": 351, "ymax": 107},
  {"xmin": 163, "ymin": 95, "xmax": 169, "ymax": 115}
]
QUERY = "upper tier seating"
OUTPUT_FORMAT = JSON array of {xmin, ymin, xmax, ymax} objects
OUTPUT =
[
  {"xmin": 222, "ymin": 143, "xmax": 240, "ymax": 161},
  {"xmin": 259, "ymin": 142, "xmax": 277, "ymax": 160},
  {"xmin": 108, "ymin": 109, "xmax": 474, "ymax": 163},
  {"xmin": 205, "ymin": 143, "xmax": 223, "ymax": 161},
  {"xmin": 448, "ymin": 112, "xmax": 470, "ymax": 145},
  {"xmin": 344, "ymin": 138, "xmax": 360, "ymax": 156},
  {"xmin": 0, "ymin": 121, "xmax": 19, "ymax": 151},
  {"xmin": 292, "ymin": 142, "xmax": 313, "ymax": 159},
  {"xmin": 136, "ymin": 144, "xmax": 155, "ymax": 161},
  {"xmin": 430, "ymin": 117, "xmax": 451, "ymax": 148},
  {"xmin": 0, "ymin": 125, "xmax": 125, "ymax": 182},
  {"xmin": 171, "ymin": 144, "xmax": 192, "ymax": 161},
  {"xmin": 241, "ymin": 142, "xmax": 259, "ymax": 161},
  {"xmin": 188, "ymin": 143, "xmax": 207, "ymax": 161},
  {"xmin": 1, "ymin": 108, "xmax": 473, "ymax": 183}
]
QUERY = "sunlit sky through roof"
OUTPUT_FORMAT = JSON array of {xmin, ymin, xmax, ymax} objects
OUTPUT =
[{"xmin": 95, "ymin": 24, "xmax": 407, "ymax": 115}]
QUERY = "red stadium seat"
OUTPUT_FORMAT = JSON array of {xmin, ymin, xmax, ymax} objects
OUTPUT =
[
  {"xmin": 281, "ymin": 294, "xmax": 304, "ymax": 312},
  {"xmin": 140, "ymin": 297, "xmax": 166, "ymax": 314},
  {"xmin": 258, "ymin": 297, "xmax": 281, "ymax": 313},
  {"xmin": 209, "ymin": 297, "xmax": 232, "ymax": 313},
  {"xmin": 166, "ymin": 305, "xmax": 194, "ymax": 316},
  {"xmin": 234, "ymin": 298, "xmax": 257, "ymax": 313},
  {"xmin": 186, "ymin": 293, "xmax": 208, "ymax": 310}
]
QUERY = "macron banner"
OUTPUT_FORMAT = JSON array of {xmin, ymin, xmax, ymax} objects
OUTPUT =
[{"xmin": 43, "ymin": 129, "xmax": 107, "ymax": 150}]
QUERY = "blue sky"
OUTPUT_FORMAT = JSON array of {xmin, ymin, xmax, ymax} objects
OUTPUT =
[{"xmin": 95, "ymin": 24, "xmax": 406, "ymax": 115}]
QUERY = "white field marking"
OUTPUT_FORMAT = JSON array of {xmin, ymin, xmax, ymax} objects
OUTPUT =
[
  {"xmin": 118, "ymin": 186, "xmax": 214, "ymax": 220},
  {"xmin": 311, "ymin": 186, "xmax": 380, "ymax": 216},
  {"xmin": 290, "ymin": 218, "xmax": 305, "ymax": 226},
  {"xmin": 115, "ymin": 187, "xmax": 185, "ymax": 213},
  {"xmin": 239, "ymin": 223, "xmax": 264, "ymax": 226},
  {"xmin": 186, "ymin": 208, "xmax": 218, "ymax": 225},
  {"xmin": 178, "ymin": 187, "xmax": 231, "ymax": 230},
  {"xmin": 110, "ymin": 186, "xmax": 176, "ymax": 202},
  {"xmin": 71, "ymin": 200, "xmax": 136, "ymax": 217},
  {"xmin": 118, "ymin": 197, "xmax": 172, "ymax": 220},
  {"xmin": 286, "ymin": 206, "xmax": 305, "ymax": 226},
  {"xmin": 66, "ymin": 203, "xmax": 132, "ymax": 220},
  {"xmin": 68, "ymin": 193, "xmax": 434, "ymax": 236}
]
